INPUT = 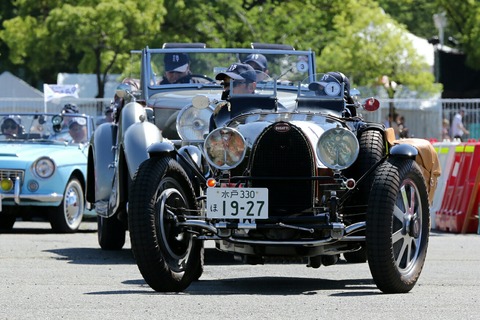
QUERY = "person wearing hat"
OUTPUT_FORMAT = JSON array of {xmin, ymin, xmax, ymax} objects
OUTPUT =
[
  {"xmin": 209, "ymin": 63, "xmax": 258, "ymax": 131},
  {"xmin": 160, "ymin": 53, "xmax": 195, "ymax": 84},
  {"xmin": 68, "ymin": 117, "xmax": 87, "ymax": 143},
  {"xmin": 215, "ymin": 63, "xmax": 257, "ymax": 100},
  {"xmin": 1, "ymin": 116, "xmax": 22, "ymax": 138},
  {"xmin": 243, "ymin": 53, "xmax": 269, "ymax": 81},
  {"xmin": 96, "ymin": 105, "xmax": 114, "ymax": 125}
]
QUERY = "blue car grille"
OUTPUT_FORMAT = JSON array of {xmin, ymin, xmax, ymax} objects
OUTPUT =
[
  {"xmin": 0, "ymin": 169, "xmax": 24, "ymax": 192},
  {"xmin": 250, "ymin": 122, "xmax": 315, "ymax": 216}
]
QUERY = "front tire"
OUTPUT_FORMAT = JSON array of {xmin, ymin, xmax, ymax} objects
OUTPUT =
[
  {"xmin": 129, "ymin": 157, "xmax": 203, "ymax": 292},
  {"xmin": 366, "ymin": 158, "xmax": 429, "ymax": 293},
  {"xmin": 0, "ymin": 207, "xmax": 16, "ymax": 231},
  {"xmin": 49, "ymin": 177, "xmax": 84, "ymax": 233}
]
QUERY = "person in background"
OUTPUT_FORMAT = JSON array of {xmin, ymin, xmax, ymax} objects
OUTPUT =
[
  {"xmin": 397, "ymin": 115, "xmax": 409, "ymax": 138},
  {"xmin": 442, "ymin": 118, "xmax": 451, "ymax": 141},
  {"xmin": 96, "ymin": 105, "xmax": 114, "ymax": 125},
  {"xmin": 451, "ymin": 108, "xmax": 469, "ymax": 141},
  {"xmin": 1, "ymin": 116, "xmax": 21, "ymax": 138},
  {"xmin": 160, "ymin": 53, "xmax": 194, "ymax": 84},
  {"xmin": 61, "ymin": 103, "xmax": 79, "ymax": 115}
]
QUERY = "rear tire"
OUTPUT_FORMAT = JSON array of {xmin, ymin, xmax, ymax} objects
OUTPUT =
[
  {"xmin": 366, "ymin": 158, "xmax": 429, "ymax": 293},
  {"xmin": 129, "ymin": 157, "xmax": 203, "ymax": 292},
  {"xmin": 97, "ymin": 215, "xmax": 126, "ymax": 250}
]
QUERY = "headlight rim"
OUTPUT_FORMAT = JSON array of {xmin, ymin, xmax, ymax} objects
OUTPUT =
[
  {"xmin": 32, "ymin": 156, "xmax": 56, "ymax": 179},
  {"xmin": 316, "ymin": 127, "xmax": 359, "ymax": 170},
  {"xmin": 204, "ymin": 127, "xmax": 247, "ymax": 170},
  {"xmin": 176, "ymin": 104, "xmax": 214, "ymax": 141}
]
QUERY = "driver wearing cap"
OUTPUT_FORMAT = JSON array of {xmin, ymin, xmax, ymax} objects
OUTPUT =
[
  {"xmin": 68, "ymin": 117, "xmax": 87, "ymax": 143},
  {"xmin": 160, "ymin": 53, "xmax": 195, "ymax": 84},
  {"xmin": 215, "ymin": 63, "xmax": 257, "ymax": 100}
]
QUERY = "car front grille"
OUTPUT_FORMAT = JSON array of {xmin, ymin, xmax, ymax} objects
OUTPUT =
[
  {"xmin": 0, "ymin": 169, "xmax": 24, "ymax": 192},
  {"xmin": 250, "ymin": 122, "xmax": 315, "ymax": 216}
]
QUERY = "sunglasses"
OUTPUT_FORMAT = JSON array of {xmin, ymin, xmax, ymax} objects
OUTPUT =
[{"xmin": 3, "ymin": 124, "xmax": 17, "ymax": 130}]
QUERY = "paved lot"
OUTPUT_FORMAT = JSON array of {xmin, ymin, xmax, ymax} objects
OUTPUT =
[{"xmin": 0, "ymin": 220, "xmax": 479, "ymax": 320}]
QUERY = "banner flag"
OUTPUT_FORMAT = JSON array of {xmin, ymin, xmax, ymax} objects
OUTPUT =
[{"xmin": 43, "ymin": 84, "xmax": 79, "ymax": 102}]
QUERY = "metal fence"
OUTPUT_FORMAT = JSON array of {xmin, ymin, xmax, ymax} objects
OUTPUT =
[{"xmin": 1, "ymin": 97, "xmax": 479, "ymax": 140}]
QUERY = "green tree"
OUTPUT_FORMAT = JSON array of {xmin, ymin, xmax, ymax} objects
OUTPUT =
[
  {"xmin": 314, "ymin": 0, "xmax": 438, "ymax": 97},
  {"xmin": 1, "ymin": 0, "xmax": 167, "ymax": 97},
  {"xmin": 436, "ymin": 0, "xmax": 480, "ymax": 70},
  {"xmin": 376, "ymin": 0, "xmax": 441, "ymax": 39}
]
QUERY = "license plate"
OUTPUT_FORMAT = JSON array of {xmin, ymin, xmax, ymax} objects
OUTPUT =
[{"xmin": 206, "ymin": 188, "xmax": 268, "ymax": 219}]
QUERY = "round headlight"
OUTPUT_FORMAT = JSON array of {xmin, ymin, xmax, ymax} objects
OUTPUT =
[
  {"xmin": 204, "ymin": 127, "xmax": 247, "ymax": 170},
  {"xmin": 33, "ymin": 157, "xmax": 56, "ymax": 178},
  {"xmin": 176, "ymin": 105, "xmax": 213, "ymax": 140},
  {"xmin": 316, "ymin": 127, "xmax": 359, "ymax": 170}
]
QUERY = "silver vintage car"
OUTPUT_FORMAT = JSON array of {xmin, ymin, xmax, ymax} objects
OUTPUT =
[{"xmin": 86, "ymin": 43, "xmax": 315, "ymax": 249}]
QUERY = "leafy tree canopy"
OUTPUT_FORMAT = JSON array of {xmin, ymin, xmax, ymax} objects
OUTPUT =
[{"xmin": 1, "ymin": 0, "xmax": 441, "ymax": 97}]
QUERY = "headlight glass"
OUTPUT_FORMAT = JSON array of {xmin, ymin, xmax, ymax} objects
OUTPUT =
[
  {"xmin": 204, "ymin": 127, "xmax": 247, "ymax": 169},
  {"xmin": 33, "ymin": 157, "xmax": 55, "ymax": 178},
  {"xmin": 317, "ymin": 127, "xmax": 359, "ymax": 170},
  {"xmin": 176, "ymin": 105, "xmax": 213, "ymax": 140}
]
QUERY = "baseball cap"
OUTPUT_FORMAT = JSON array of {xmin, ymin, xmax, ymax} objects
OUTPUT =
[
  {"xmin": 215, "ymin": 63, "xmax": 257, "ymax": 83},
  {"xmin": 68, "ymin": 117, "xmax": 87, "ymax": 128},
  {"xmin": 243, "ymin": 53, "xmax": 268, "ymax": 71},
  {"xmin": 3, "ymin": 115, "xmax": 21, "ymax": 126},
  {"xmin": 164, "ymin": 53, "xmax": 190, "ymax": 72}
]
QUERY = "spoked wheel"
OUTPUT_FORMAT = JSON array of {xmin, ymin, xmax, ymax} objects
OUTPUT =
[
  {"xmin": 129, "ymin": 157, "xmax": 203, "ymax": 292},
  {"xmin": 366, "ymin": 158, "xmax": 429, "ymax": 293},
  {"xmin": 49, "ymin": 177, "xmax": 84, "ymax": 233}
]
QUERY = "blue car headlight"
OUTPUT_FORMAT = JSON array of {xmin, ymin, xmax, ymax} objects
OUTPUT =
[
  {"xmin": 33, "ymin": 157, "xmax": 56, "ymax": 178},
  {"xmin": 316, "ymin": 127, "xmax": 359, "ymax": 170}
]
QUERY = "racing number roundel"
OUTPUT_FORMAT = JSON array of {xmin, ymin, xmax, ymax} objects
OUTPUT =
[{"xmin": 325, "ymin": 82, "xmax": 341, "ymax": 97}]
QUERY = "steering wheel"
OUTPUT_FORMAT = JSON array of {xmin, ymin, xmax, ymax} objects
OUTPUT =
[{"xmin": 190, "ymin": 74, "xmax": 215, "ymax": 83}]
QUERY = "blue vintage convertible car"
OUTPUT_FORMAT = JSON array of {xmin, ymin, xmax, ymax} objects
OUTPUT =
[{"xmin": 0, "ymin": 112, "xmax": 95, "ymax": 232}]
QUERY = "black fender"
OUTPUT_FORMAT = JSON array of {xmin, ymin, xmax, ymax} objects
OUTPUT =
[
  {"xmin": 389, "ymin": 143, "xmax": 418, "ymax": 159},
  {"xmin": 86, "ymin": 123, "xmax": 117, "ymax": 213}
]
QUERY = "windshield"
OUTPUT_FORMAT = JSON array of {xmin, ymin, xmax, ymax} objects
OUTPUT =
[
  {"xmin": 0, "ymin": 113, "xmax": 92, "ymax": 145},
  {"xmin": 145, "ymin": 48, "xmax": 314, "ymax": 89}
]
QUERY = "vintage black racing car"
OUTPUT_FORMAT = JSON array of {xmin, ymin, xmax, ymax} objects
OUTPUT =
[{"xmin": 125, "ymin": 71, "xmax": 440, "ymax": 293}]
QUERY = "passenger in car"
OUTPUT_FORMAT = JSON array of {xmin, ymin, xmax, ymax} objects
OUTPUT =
[
  {"xmin": 1, "ymin": 116, "xmax": 22, "ymax": 138},
  {"xmin": 243, "ymin": 53, "xmax": 269, "ymax": 81},
  {"xmin": 160, "ymin": 53, "xmax": 195, "ymax": 84}
]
